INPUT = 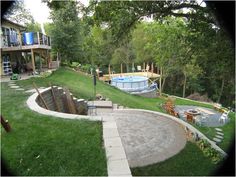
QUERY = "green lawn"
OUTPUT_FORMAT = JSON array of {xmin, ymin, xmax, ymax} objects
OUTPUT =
[
  {"xmin": 131, "ymin": 142, "xmax": 220, "ymax": 176},
  {"xmin": 1, "ymin": 83, "xmax": 107, "ymax": 176},
  {"xmin": 1, "ymin": 68, "xmax": 234, "ymax": 176}
]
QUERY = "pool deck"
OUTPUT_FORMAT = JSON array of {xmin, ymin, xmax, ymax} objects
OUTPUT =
[{"xmin": 100, "ymin": 72, "xmax": 160, "ymax": 82}]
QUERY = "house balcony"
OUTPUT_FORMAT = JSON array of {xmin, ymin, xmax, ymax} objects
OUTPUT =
[{"xmin": 1, "ymin": 32, "xmax": 51, "ymax": 52}]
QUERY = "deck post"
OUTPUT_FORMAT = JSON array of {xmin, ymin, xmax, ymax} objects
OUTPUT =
[
  {"xmin": 121, "ymin": 63, "xmax": 123, "ymax": 74},
  {"xmin": 108, "ymin": 64, "xmax": 111, "ymax": 79},
  {"xmin": 19, "ymin": 32, "xmax": 22, "ymax": 47},
  {"xmin": 151, "ymin": 62, "xmax": 154, "ymax": 77},
  {"xmin": 47, "ymin": 50, "xmax": 50, "ymax": 69},
  {"xmin": 39, "ymin": 50, "xmax": 42, "ymax": 73},
  {"xmin": 159, "ymin": 67, "xmax": 162, "ymax": 96},
  {"xmin": 37, "ymin": 32, "xmax": 40, "ymax": 45},
  {"xmin": 31, "ymin": 49, "xmax": 36, "ymax": 74}
]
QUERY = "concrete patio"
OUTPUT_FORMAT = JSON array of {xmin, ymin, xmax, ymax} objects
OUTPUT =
[{"xmin": 174, "ymin": 105, "xmax": 226, "ymax": 127}]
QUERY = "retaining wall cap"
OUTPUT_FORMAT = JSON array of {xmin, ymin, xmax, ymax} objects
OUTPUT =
[
  {"xmin": 27, "ymin": 87, "xmax": 100, "ymax": 121},
  {"xmin": 115, "ymin": 109, "xmax": 227, "ymax": 157}
]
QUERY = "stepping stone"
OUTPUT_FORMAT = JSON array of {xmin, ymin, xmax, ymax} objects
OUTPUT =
[
  {"xmin": 215, "ymin": 128, "xmax": 223, "ymax": 132},
  {"xmin": 215, "ymin": 135, "xmax": 223, "ymax": 139},
  {"xmin": 8, "ymin": 83, "xmax": 16, "ymax": 86},
  {"xmin": 25, "ymin": 88, "xmax": 45, "ymax": 93},
  {"xmin": 10, "ymin": 86, "xmax": 20, "ymax": 89},
  {"xmin": 15, "ymin": 88, "xmax": 25, "ymax": 91},
  {"xmin": 25, "ymin": 89, "xmax": 36, "ymax": 93},
  {"xmin": 213, "ymin": 137, "xmax": 222, "ymax": 143},
  {"xmin": 216, "ymin": 132, "xmax": 224, "ymax": 136}
]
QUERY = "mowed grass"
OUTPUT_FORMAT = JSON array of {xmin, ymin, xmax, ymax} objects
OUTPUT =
[
  {"xmin": 131, "ymin": 142, "xmax": 220, "ymax": 176},
  {"xmin": 1, "ymin": 83, "xmax": 107, "ymax": 176},
  {"xmin": 2, "ymin": 68, "xmax": 235, "ymax": 176}
]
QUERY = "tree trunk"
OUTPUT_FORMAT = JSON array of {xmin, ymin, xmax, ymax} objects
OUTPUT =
[
  {"xmin": 159, "ymin": 67, "xmax": 162, "ymax": 96},
  {"xmin": 217, "ymin": 78, "xmax": 225, "ymax": 103},
  {"xmin": 183, "ymin": 73, "xmax": 187, "ymax": 98},
  {"xmin": 126, "ymin": 63, "xmax": 129, "ymax": 73},
  {"xmin": 162, "ymin": 77, "xmax": 166, "ymax": 93}
]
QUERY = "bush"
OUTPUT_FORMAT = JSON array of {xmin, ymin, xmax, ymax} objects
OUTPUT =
[
  {"xmin": 196, "ymin": 139, "xmax": 223, "ymax": 164},
  {"xmin": 80, "ymin": 64, "xmax": 92, "ymax": 74},
  {"xmin": 187, "ymin": 92, "xmax": 212, "ymax": 102}
]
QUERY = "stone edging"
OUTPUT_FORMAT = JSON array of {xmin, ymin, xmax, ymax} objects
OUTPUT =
[
  {"xmin": 102, "ymin": 115, "xmax": 132, "ymax": 176},
  {"xmin": 26, "ymin": 87, "xmax": 101, "ymax": 121},
  {"xmin": 116, "ymin": 109, "xmax": 227, "ymax": 157}
]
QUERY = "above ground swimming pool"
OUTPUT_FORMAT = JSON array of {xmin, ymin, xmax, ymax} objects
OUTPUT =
[{"xmin": 111, "ymin": 76, "xmax": 149, "ymax": 92}]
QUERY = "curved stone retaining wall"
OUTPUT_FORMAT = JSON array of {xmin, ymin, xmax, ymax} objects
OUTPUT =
[
  {"xmin": 36, "ymin": 86, "xmax": 88, "ymax": 115},
  {"xmin": 27, "ymin": 87, "xmax": 101, "ymax": 121}
]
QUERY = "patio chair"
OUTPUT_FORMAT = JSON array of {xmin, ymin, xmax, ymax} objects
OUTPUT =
[
  {"xmin": 194, "ymin": 115, "xmax": 202, "ymax": 126},
  {"xmin": 137, "ymin": 65, "xmax": 142, "ymax": 71},
  {"xmin": 219, "ymin": 111, "xmax": 230, "ymax": 124}
]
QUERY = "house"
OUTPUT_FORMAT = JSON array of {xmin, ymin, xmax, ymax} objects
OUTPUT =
[{"xmin": 0, "ymin": 18, "xmax": 52, "ymax": 76}]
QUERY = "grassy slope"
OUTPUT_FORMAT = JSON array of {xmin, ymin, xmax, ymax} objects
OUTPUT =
[
  {"xmin": 20, "ymin": 68, "xmax": 234, "ymax": 152},
  {"xmin": 1, "ymin": 83, "xmax": 107, "ymax": 176},
  {"xmin": 3, "ymin": 68, "xmax": 234, "ymax": 176}
]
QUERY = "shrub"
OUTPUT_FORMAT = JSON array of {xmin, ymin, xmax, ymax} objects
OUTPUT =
[
  {"xmin": 196, "ymin": 139, "xmax": 223, "ymax": 164},
  {"xmin": 187, "ymin": 92, "xmax": 212, "ymax": 102}
]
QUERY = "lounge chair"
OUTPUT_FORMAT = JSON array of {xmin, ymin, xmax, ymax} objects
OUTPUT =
[{"xmin": 219, "ymin": 111, "xmax": 230, "ymax": 124}]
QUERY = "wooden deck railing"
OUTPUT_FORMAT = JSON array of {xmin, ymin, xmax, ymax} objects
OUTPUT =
[{"xmin": 1, "ymin": 32, "xmax": 51, "ymax": 48}]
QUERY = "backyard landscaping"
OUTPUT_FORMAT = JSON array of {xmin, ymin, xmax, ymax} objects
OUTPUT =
[{"xmin": 1, "ymin": 68, "xmax": 235, "ymax": 176}]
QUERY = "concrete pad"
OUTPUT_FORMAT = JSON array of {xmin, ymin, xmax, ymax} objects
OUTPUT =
[
  {"xmin": 104, "ymin": 137, "xmax": 123, "ymax": 148},
  {"xmin": 213, "ymin": 137, "xmax": 222, "ymax": 143},
  {"xmin": 216, "ymin": 132, "xmax": 224, "ymax": 136},
  {"xmin": 106, "ymin": 147, "xmax": 127, "ymax": 161},
  {"xmin": 88, "ymin": 100, "xmax": 113, "ymax": 108},
  {"xmin": 103, "ymin": 128, "xmax": 119, "ymax": 138},
  {"xmin": 107, "ymin": 159, "xmax": 131, "ymax": 176},
  {"xmin": 215, "ymin": 128, "xmax": 223, "ymax": 132},
  {"xmin": 103, "ymin": 121, "xmax": 117, "ymax": 129},
  {"xmin": 113, "ymin": 110, "xmax": 186, "ymax": 167},
  {"xmin": 102, "ymin": 116, "xmax": 115, "ymax": 122}
]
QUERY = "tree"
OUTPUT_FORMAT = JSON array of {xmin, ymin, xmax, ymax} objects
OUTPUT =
[
  {"xmin": 111, "ymin": 42, "xmax": 135, "ymax": 73},
  {"xmin": 4, "ymin": 0, "xmax": 34, "ymax": 25},
  {"xmin": 81, "ymin": 25, "xmax": 114, "ymax": 68},
  {"xmin": 26, "ymin": 22, "xmax": 41, "ymax": 32},
  {"xmin": 46, "ymin": 0, "xmax": 83, "ymax": 63},
  {"xmin": 93, "ymin": 1, "xmax": 215, "ymax": 43},
  {"xmin": 182, "ymin": 62, "xmax": 203, "ymax": 98}
]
